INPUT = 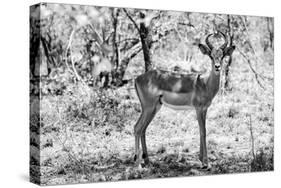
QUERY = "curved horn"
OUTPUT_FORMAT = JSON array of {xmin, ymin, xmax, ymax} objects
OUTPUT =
[
  {"xmin": 218, "ymin": 31, "xmax": 228, "ymax": 49},
  {"xmin": 205, "ymin": 33, "xmax": 214, "ymax": 50}
]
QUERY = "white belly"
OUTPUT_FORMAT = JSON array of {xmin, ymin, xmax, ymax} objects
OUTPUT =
[{"xmin": 161, "ymin": 99, "xmax": 194, "ymax": 111}]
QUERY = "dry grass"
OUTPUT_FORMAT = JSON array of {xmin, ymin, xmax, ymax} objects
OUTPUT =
[{"xmin": 30, "ymin": 43, "xmax": 274, "ymax": 186}]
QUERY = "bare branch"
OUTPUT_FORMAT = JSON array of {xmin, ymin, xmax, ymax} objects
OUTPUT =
[
  {"xmin": 126, "ymin": 45, "xmax": 142, "ymax": 60},
  {"xmin": 240, "ymin": 16, "xmax": 257, "ymax": 54},
  {"xmin": 88, "ymin": 23, "xmax": 103, "ymax": 45},
  {"xmin": 123, "ymin": 8, "xmax": 140, "ymax": 33},
  {"xmin": 237, "ymin": 48, "xmax": 265, "ymax": 90},
  {"xmin": 70, "ymin": 45, "xmax": 88, "ymax": 87},
  {"xmin": 117, "ymin": 38, "xmax": 139, "ymax": 44},
  {"xmin": 120, "ymin": 38, "xmax": 140, "ymax": 53},
  {"xmin": 40, "ymin": 36, "xmax": 55, "ymax": 66},
  {"xmin": 112, "ymin": 8, "xmax": 120, "ymax": 69},
  {"xmin": 150, "ymin": 28, "xmax": 175, "ymax": 48},
  {"xmin": 66, "ymin": 28, "xmax": 91, "ymax": 95},
  {"xmin": 248, "ymin": 115, "xmax": 256, "ymax": 161},
  {"xmin": 146, "ymin": 11, "xmax": 162, "ymax": 27},
  {"xmin": 64, "ymin": 29, "xmax": 75, "ymax": 72},
  {"xmin": 178, "ymin": 22, "xmax": 195, "ymax": 28}
]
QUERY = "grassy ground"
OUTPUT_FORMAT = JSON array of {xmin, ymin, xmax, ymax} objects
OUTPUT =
[{"xmin": 30, "ymin": 50, "xmax": 274, "ymax": 185}]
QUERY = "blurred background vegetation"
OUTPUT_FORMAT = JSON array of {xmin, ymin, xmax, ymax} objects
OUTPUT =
[{"xmin": 30, "ymin": 3, "xmax": 274, "ymax": 185}]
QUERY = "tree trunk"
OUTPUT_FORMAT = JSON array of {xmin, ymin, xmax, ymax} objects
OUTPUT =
[
  {"xmin": 224, "ymin": 15, "xmax": 234, "ymax": 90},
  {"xmin": 267, "ymin": 17, "xmax": 274, "ymax": 50},
  {"xmin": 112, "ymin": 8, "xmax": 120, "ymax": 69},
  {"xmin": 113, "ymin": 44, "xmax": 142, "ymax": 86},
  {"xmin": 139, "ymin": 12, "xmax": 152, "ymax": 72}
]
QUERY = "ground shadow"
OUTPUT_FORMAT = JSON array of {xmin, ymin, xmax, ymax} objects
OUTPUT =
[{"xmin": 39, "ymin": 149, "xmax": 273, "ymax": 185}]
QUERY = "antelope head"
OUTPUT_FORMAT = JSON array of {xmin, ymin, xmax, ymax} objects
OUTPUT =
[{"xmin": 198, "ymin": 32, "xmax": 236, "ymax": 75}]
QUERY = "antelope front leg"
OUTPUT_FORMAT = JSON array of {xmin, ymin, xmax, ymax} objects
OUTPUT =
[
  {"xmin": 134, "ymin": 113, "xmax": 144, "ymax": 167},
  {"xmin": 134, "ymin": 135, "xmax": 142, "ymax": 166},
  {"xmin": 196, "ymin": 108, "xmax": 209, "ymax": 168},
  {"xmin": 140, "ymin": 134, "xmax": 149, "ymax": 165},
  {"xmin": 140, "ymin": 105, "xmax": 160, "ymax": 165}
]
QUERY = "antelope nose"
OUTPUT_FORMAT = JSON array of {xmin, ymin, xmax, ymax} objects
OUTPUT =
[{"xmin": 215, "ymin": 65, "xmax": 220, "ymax": 69}]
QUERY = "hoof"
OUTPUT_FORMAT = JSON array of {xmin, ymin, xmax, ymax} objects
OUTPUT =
[
  {"xmin": 136, "ymin": 161, "xmax": 149, "ymax": 169},
  {"xmin": 135, "ymin": 163, "xmax": 145, "ymax": 170},
  {"xmin": 142, "ymin": 153, "xmax": 147, "ymax": 159},
  {"xmin": 140, "ymin": 163, "xmax": 146, "ymax": 168},
  {"xmin": 144, "ymin": 158, "xmax": 149, "ymax": 165},
  {"xmin": 133, "ymin": 154, "xmax": 137, "ymax": 161},
  {"xmin": 201, "ymin": 163, "xmax": 211, "ymax": 171},
  {"xmin": 137, "ymin": 163, "xmax": 149, "ymax": 172},
  {"xmin": 142, "ymin": 153, "xmax": 149, "ymax": 165}
]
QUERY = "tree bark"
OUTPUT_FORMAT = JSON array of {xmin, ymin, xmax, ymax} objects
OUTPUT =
[
  {"xmin": 139, "ymin": 12, "xmax": 152, "ymax": 72},
  {"xmin": 113, "ymin": 43, "xmax": 142, "ymax": 86},
  {"xmin": 266, "ymin": 17, "xmax": 274, "ymax": 50},
  {"xmin": 224, "ymin": 15, "xmax": 234, "ymax": 90},
  {"xmin": 112, "ymin": 8, "xmax": 120, "ymax": 69}
]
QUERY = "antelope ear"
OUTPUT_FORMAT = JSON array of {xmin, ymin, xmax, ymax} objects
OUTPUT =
[
  {"xmin": 198, "ymin": 44, "xmax": 211, "ymax": 55},
  {"xmin": 224, "ymin": 45, "xmax": 236, "ymax": 56}
]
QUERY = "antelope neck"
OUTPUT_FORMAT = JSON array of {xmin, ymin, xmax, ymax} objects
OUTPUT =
[{"xmin": 206, "ymin": 69, "xmax": 220, "ymax": 99}]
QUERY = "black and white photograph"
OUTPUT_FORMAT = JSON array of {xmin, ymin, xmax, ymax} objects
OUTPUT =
[{"xmin": 29, "ymin": 2, "xmax": 274, "ymax": 186}]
